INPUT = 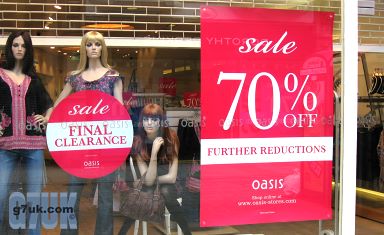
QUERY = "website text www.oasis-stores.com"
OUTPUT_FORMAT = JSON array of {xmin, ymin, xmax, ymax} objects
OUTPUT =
[{"xmin": 237, "ymin": 198, "xmax": 297, "ymax": 206}]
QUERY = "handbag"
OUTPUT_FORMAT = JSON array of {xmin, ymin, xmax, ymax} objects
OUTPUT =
[
  {"xmin": 186, "ymin": 159, "xmax": 200, "ymax": 193},
  {"xmin": 113, "ymin": 166, "xmax": 128, "ymax": 192},
  {"xmin": 120, "ymin": 172, "xmax": 165, "ymax": 223}
]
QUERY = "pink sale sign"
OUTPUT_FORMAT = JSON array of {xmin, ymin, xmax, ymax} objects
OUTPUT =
[
  {"xmin": 201, "ymin": 7, "xmax": 334, "ymax": 226},
  {"xmin": 46, "ymin": 90, "xmax": 133, "ymax": 179}
]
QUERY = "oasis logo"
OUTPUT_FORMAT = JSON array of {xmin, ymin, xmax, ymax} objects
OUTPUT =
[
  {"xmin": 84, "ymin": 160, "xmax": 100, "ymax": 167},
  {"xmin": 252, "ymin": 178, "xmax": 284, "ymax": 190}
]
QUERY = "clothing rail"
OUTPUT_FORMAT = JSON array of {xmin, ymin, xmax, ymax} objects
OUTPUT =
[
  {"xmin": 358, "ymin": 96, "xmax": 384, "ymax": 125},
  {"xmin": 358, "ymin": 96, "xmax": 384, "ymax": 103},
  {"xmin": 129, "ymin": 93, "xmax": 165, "ymax": 108}
]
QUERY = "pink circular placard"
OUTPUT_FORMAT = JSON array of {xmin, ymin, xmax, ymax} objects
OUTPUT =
[{"xmin": 46, "ymin": 90, "xmax": 133, "ymax": 178}]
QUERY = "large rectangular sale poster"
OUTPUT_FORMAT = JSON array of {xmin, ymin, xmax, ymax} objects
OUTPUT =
[{"xmin": 200, "ymin": 7, "xmax": 334, "ymax": 227}]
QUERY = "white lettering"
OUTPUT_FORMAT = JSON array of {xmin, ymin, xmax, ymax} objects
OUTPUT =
[
  {"xmin": 252, "ymin": 179, "xmax": 284, "ymax": 190},
  {"xmin": 68, "ymin": 99, "xmax": 110, "ymax": 115},
  {"xmin": 239, "ymin": 31, "xmax": 297, "ymax": 55}
]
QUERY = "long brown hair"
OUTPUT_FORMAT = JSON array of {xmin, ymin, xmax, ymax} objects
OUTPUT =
[{"xmin": 133, "ymin": 103, "xmax": 179, "ymax": 163}]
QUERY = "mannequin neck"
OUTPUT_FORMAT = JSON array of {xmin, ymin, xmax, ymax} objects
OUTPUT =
[
  {"xmin": 12, "ymin": 60, "xmax": 24, "ymax": 75},
  {"xmin": 146, "ymin": 132, "xmax": 158, "ymax": 141},
  {"xmin": 87, "ymin": 58, "xmax": 104, "ymax": 71}
]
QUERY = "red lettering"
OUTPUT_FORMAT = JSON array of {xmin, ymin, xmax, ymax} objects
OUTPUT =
[
  {"xmin": 103, "ymin": 124, "xmax": 112, "ymax": 135},
  {"xmin": 55, "ymin": 139, "xmax": 62, "ymax": 147},
  {"xmin": 69, "ymin": 126, "xmax": 76, "ymax": 136},
  {"xmin": 120, "ymin": 136, "xmax": 127, "ymax": 144}
]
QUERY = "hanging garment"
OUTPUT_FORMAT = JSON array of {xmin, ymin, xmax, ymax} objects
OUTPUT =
[
  {"xmin": 177, "ymin": 119, "xmax": 200, "ymax": 161},
  {"xmin": 377, "ymin": 129, "xmax": 384, "ymax": 191},
  {"xmin": 357, "ymin": 125, "xmax": 382, "ymax": 182}
]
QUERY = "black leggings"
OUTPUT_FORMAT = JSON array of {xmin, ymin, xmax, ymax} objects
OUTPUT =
[{"xmin": 118, "ymin": 184, "xmax": 191, "ymax": 235}]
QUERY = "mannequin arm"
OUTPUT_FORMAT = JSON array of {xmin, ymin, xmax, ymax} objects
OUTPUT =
[
  {"xmin": 158, "ymin": 157, "xmax": 178, "ymax": 184},
  {"xmin": 45, "ymin": 83, "xmax": 73, "ymax": 121},
  {"xmin": 137, "ymin": 155, "xmax": 157, "ymax": 186},
  {"xmin": 113, "ymin": 79, "xmax": 123, "ymax": 104}
]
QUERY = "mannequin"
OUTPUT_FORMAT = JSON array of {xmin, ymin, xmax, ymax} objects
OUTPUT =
[
  {"xmin": 50, "ymin": 31, "xmax": 123, "ymax": 235},
  {"xmin": 0, "ymin": 31, "xmax": 53, "ymax": 235},
  {"xmin": 118, "ymin": 103, "xmax": 192, "ymax": 235}
]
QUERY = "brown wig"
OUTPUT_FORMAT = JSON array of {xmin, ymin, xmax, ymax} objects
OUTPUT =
[
  {"xmin": 3, "ymin": 31, "xmax": 37, "ymax": 78},
  {"xmin": 133, "ymin": 103, "xmax": 179, "ymax": 163}
]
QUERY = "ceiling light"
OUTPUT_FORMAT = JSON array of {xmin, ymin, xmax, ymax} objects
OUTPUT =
[
  {"xmin": 63, "ymin": 52, "xmax": 67, "ymax": 55},
  {"xmin": 82, "ymin": 23, "xmax": 134, "ymax": 30},
  {"xmin": 45, "ymin": 21, "xmax": 53, "ymax": 29},
  {"xmin": 54, "ymin": 5, "xmax": 62, "ymax": 10},
  {"xmin": 61, "ymin": 47, "xmax": 80, "ymax": 52},
  {"xmin": 50, "ymin": 46, "xmax": 55, "ymax": 49},
  {"xmin": 163, "ymin": 69, "xmax": 172, "ymax": 75},
  {"xmin": 175, "ymin": 66, "xmax": 185, "ymax": 72}
]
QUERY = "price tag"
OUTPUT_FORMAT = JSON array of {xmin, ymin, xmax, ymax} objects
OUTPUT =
[
  {"xmin": 159, "ymin": 77, "xmax": 176, "ymax": 96},
  {"xmin": 183, "ymin": 92, "xmax": 200, "ymax": 108}
]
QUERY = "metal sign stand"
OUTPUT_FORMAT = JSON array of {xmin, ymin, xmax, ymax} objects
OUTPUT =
[{"xmin": 319, "ymin": 91, "xmax": 341, "ymax": 235}]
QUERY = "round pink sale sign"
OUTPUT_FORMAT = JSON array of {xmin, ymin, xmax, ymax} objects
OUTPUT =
[{"xmin": 46, "ymin": 90, "xmax": 133, "ymax": 178}]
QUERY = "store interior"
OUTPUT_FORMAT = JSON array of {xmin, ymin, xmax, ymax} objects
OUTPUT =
[{"xmin": 355, "ymin": 52, "xmax": 384, "ymax": 225}]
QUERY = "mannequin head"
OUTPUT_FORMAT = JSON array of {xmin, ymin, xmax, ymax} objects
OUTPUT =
[
  {"xmin": 139, "ymin": 103, "xmax": 165, "ymax": 138},
  {"xmin": 3, "ymin": 31, "xmax": 35, "ymax": 76},
  {"xmin": 134, "ymin": 103, "xmax": 179, "ymax": 163},
  {"xmin": 73, "ymin": 31, "xmax": 110, "ymax": 75}
]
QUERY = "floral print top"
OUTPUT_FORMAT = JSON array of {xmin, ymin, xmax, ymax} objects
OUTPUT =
[{"xmin": 65, "ymin": 69, "xmax": 122, "ymax": 96}]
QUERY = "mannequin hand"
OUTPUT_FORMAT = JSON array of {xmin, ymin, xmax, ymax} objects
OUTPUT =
[
  {"xmin": 33, "ymin": 114, "xmax": 48, "ymax": 125},
  {"xmin": 151, "ymin": 137, "xmax": 164, "ymax": 157}
]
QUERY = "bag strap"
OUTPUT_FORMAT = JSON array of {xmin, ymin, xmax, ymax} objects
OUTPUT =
[
  {"xmin": 153, "ymin": 178, "xmax": 161, "ymax": 198},
  {"xmin": 135, "ymin": 172, "xmax": 146, "ymax": 190},
  {"xmin": 136, "ymin": 172, "xmax": 162, "ymax": 198}
]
